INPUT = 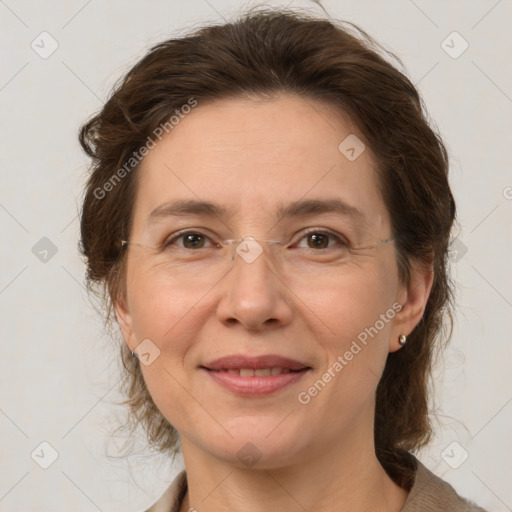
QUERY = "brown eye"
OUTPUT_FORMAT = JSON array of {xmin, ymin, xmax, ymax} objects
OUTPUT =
[
  {"xmin": 307, "ymin": 233, "xmax": 329, "ymax": 249},
  {"xmin": 296, "ymin": 230, "xmax": 347, "ymax": 250},
  {"xmin": 164, "ymin": 231, "xmax": 214, "ymax": 250},
  {"xmin": 182, "ymin": 233, "xmax": 206, "ymax": 249}
]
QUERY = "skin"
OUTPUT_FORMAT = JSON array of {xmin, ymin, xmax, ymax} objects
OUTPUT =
[{"xmin": 115, "ymin": 94, "xmax": 433, "ymax": 512}]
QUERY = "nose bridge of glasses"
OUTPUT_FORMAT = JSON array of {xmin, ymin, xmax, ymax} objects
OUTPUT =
[{"xmin": 222, "ymin": 236, "xmax": 282, "ymax": 265}]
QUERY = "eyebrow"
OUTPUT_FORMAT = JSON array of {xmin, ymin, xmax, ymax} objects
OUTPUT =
[{"xmin": 146, "ymin": 198, "xmax": 367, "ymax": 227}]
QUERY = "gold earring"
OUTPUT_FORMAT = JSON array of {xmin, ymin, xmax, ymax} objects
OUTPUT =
[{"xmin": 399, "ymin": 334, "xmax": 407, "ymax": 346}]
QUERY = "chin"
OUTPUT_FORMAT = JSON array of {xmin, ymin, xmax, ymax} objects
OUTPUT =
[{"xmin": 204, "ymin": 418, "xmax": 310, "ymax": 470}]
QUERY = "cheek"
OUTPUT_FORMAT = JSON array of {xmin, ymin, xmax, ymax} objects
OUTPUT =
[
  {"xmin": 126, "ymin": 272, "xmax": 205, "ymax": 429},
  {"xmin": 138, "ymin": 362, "xmax": 197, "ymax": 436},
  {"xmin": 303, "ymin": 261, "xmax": 395, "ymax": 336},
  {"xmin": 298, "ymin": 269, "xmax": 396, "ymax": 416},
  {"xmin": 126, "ymin": 260, "xmax": 205, "ymax": 342},
  {"xmin": 300, "ymin": 261, "xmax": 397, "ymax": 386}
]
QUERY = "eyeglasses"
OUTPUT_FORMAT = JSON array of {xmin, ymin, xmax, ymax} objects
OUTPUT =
[{"xmin": 120, "ymin": 230, "xmax": 395, "ymax": 285}]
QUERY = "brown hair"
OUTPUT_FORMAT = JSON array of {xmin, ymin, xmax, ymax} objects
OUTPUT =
[{"xmin": 78, "ymin": 7, "xmax": 455, "ymax": 487}]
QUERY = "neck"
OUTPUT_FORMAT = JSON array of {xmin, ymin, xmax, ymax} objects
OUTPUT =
[{"xmin": 178, "ymin": 424, "xmax": 408, "ymax": 512}]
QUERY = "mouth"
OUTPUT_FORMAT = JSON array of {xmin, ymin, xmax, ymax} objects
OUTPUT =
[
  {"xmin": 202, "ymin": 367, "xmax": 307, "ymax": 377},
  {"xmin": 200, "ymin": 354, "xmax": 312, "ymax": 396},
  {"xmin": 201, "ymin": 353, "xmax": 311, "ymax": 372},
  {"xmin": 200, "ymin": 355, "xmax": 312, "ymax": 396}
]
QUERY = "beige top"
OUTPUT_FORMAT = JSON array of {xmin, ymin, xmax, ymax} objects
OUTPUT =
[{"xmin": 145, "ymin": 455, "xmax": 488, "ymax": 512}]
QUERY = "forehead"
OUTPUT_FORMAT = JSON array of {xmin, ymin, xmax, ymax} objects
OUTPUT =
[{"xmin": 132, "ymin": 94, "xmax": 389, "ymax": 230}]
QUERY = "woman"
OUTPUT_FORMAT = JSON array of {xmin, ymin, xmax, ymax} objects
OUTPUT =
[{"xmin": 78, "ymin": 8, "xmax": 488, "ymax": 512}]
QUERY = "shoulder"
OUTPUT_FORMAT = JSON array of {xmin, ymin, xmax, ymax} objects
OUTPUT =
[
  {"xmin": 144, "ymin": 469, "xmax": 187, "ymax": 512},
  {"xmin": 401, "ymin": 456, "xmax": 488, "ymax": 512}
]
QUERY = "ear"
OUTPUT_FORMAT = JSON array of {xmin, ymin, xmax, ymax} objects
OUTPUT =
[
  {"xmin": 389, "ymin": 259, "xmax": 434, "ymax": 353},
  {"xmin": 114, "ymin": 294, "xmax": 136, "ymax": 352}
]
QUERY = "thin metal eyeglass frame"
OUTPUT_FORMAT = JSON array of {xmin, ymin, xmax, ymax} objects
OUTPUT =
[{"xmin": 120, "ymin": 235, "xmax": 395, "ymax": 251}]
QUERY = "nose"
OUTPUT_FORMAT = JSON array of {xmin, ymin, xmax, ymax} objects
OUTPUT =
[{"xmin": 215, "ymin": 242, "xmax": 294, "ymax": 331}]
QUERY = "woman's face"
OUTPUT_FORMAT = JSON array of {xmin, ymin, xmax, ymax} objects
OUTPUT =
[{"xmin": 116, "ymin": 94, "xmax": 429, "ymax": 469}]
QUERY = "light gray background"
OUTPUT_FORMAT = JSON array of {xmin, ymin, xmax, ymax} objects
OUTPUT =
[{"xmin": 1, "ymin": 0, "xmax": 511, "ymax": 510}]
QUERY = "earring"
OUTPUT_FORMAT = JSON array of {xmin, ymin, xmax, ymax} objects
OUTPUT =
[
  {"xmin": 131, "ymin": 350, "xmax": 137, "ymax": 358},
  {"xmin": 398, "ymin": 334, "xmax": 407, "ymax": 346}
]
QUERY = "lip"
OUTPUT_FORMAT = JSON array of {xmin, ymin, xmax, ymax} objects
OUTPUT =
[
  {"xmin": 201, "ymin": 367, "xmax": 311, "ymax": 397},
  {"xmin": 200, "ymin": 354, "xmax": 312, "ymax": 397},
  {"xmin": 202, "ymin": 354, "xmax": 310, "ymax": 371}
]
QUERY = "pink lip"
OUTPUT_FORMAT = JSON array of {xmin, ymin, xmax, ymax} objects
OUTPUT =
[
  {"xmin": 202, "ymin": 354, "xmax": 310, "ymax": 371},
  {"xmin": 202, "ymin": 367, "xmax": 311, "ymax": 397},
  {"xmin": 200, "ymin": 354, "xmax": 312, "ymax": 397}
]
